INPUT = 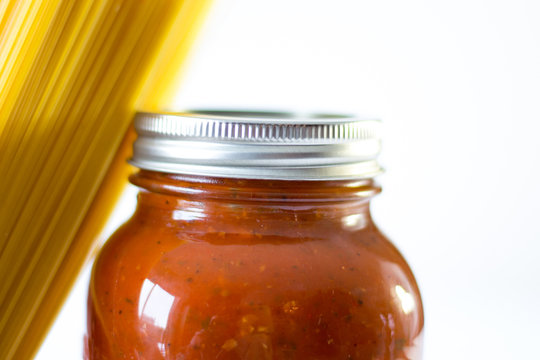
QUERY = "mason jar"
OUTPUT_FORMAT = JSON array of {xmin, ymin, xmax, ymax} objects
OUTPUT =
[{"xmin": 85, "ymin": 111, "xmax": 424, "ymax": 359}]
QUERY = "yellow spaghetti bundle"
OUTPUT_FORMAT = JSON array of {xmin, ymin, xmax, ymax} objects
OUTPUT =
[{"xmin": 0, "ymin": 0, "xmax": 211, "ymax": 358}]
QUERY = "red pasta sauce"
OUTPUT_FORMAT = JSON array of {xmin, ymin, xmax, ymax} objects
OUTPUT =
[{"xmin": 85, "ymin": 170, "xmax": 424, "ymax": 359}]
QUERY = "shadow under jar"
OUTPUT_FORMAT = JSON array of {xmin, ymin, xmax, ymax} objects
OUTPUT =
[{"xmin": 85, "ymin": 111, "xmax": 424, "ymax": 360}]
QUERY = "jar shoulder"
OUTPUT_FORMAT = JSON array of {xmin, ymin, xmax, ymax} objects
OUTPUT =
[{"xmin": 93, "ymin": 215, "xmax": 419, "ymax": 300}]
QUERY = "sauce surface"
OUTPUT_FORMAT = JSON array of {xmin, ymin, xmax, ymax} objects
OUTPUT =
[{"xmin": 86, "ymin": 172, "xmax": 423, "ymax": 359}]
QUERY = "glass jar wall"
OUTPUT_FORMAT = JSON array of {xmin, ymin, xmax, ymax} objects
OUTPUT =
[{"xmin": 85, "ymin": 111, "xmax": 424, "ymax": 359}]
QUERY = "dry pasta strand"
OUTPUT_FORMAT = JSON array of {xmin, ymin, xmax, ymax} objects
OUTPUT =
[{"xmin": 0, "ymin": 0, "xmax": 212, "ymax": 358}]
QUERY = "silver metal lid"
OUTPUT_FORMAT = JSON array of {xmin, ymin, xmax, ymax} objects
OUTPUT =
[{"xmin": 130, "ymin": 110, "xmax": 382, "ymax": 180}]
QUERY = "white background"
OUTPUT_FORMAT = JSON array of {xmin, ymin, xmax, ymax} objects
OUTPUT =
[{"xmin": 38, "ymin": 0, "xmax": 540, "ymax": 359}]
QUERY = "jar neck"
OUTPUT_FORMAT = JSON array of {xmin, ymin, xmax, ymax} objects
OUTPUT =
[
  {"xmin": 130, "ymin": 170, "xmax": 381, "ymax": 205},
  {"xmin": 129, "ymin": 170, "xmax": 380, "ymax": 232}
]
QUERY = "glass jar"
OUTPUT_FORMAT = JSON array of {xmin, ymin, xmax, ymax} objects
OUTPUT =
[{"xmin": 85, "ymin": 111, "xmax": 424, "ymax": 359}]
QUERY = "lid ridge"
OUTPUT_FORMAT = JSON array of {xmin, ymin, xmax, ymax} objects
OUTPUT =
[{"xmin": 131, "ymin": 111, "xmax": 383, "ymax": 180}]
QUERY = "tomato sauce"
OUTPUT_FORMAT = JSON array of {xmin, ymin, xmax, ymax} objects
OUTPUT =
[{"xmin": 85, "ymin": 170, "xmax": 423, "ymax": 359}]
